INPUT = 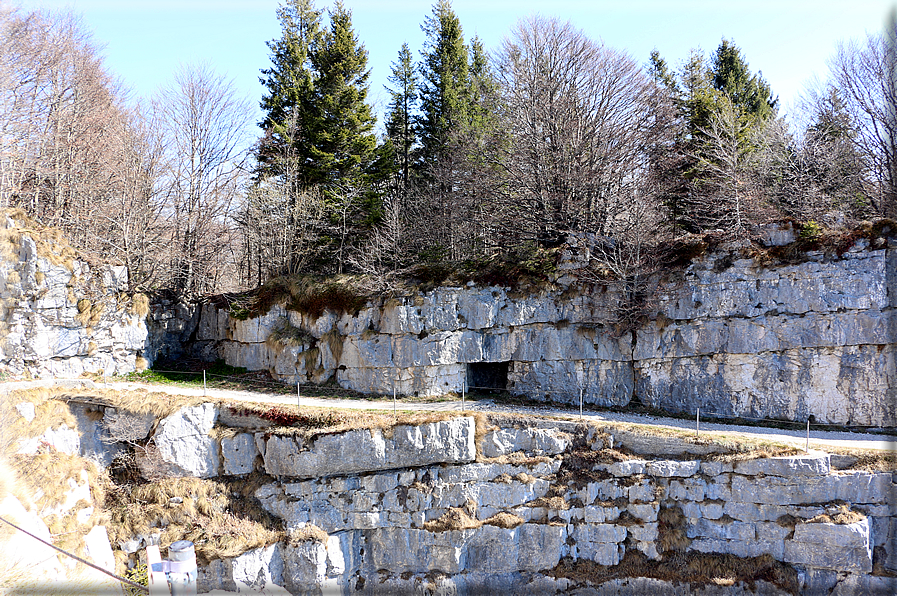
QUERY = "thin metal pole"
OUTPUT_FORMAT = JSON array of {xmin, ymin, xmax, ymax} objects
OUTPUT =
[
  {"xmin": 393, "ymin": 376, "xmax": 397, "ymax": 420},
  {"xmin": 806, "ymin": 420, "xmax": 810, "ymax": 453},
  {"xmin": 696, "ymin": 408, "xmax": 700, "ymax": 437},
  {"xmin": 579, "ymin": 387, "xmax": 583, "ymax": 420},
  {"xmin": 297, "ymin": 382, "xmax": 301, "ymax": 407},
  {"xmin": 203, "ymin": 370, "xmax": 206, "ymax": 397},
  {"xmin": 462, "ymin": 378, "xmax": 466, "ymax": 412}
]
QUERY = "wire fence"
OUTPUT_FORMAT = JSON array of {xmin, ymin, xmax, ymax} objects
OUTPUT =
[
  {"xmin": 0, "ymin": 514, "xmax": 149, "ymax": 593},
  {"xmin": 114, "ymin": 368, "xmax": 892, "ymax": 436}
]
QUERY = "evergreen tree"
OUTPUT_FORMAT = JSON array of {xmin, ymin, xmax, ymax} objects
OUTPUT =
[
  {"xmin": 650, "ymin": 40, "xmax": 779, "ymax": 233},
  {"xmin": 416, "ymin": 0, "xmax": 469, "ymax": 170},
  {"xmin": 711, "ymin": 39, "xmax": 777, "ymax": 126},
  {"xmin": 305, "ymin": 0, "xmax": 379, "ymax": 188},
  {"xmin": 384, "ymin": 42, "xmax": 418, "ymax": 190},
  {"xmin": 465, "ymin": 35, "xmax": 500, "ymax": 142},
  {"xmin": 257, "ymin": 0, "xmax": 322, "ymax": 179}
]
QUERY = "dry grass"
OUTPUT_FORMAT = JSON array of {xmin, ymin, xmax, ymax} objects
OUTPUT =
[
  {"xmin": 422, "ymin": 507, "xmax": 481, "ymax": 532},
  {"xmin": 657, "ymin": 505, "xmax": 690, "ymax": 553},
  {"xmin": 105, "ymin": 476, "xmax": 283, "ymax": 569},
  {"xmin": 483, "ymin": 512, "xmax": 524, "ymax": 529},
  {"xmin": 527, "ymin": 496, "xmax": 570, "ymax": 510},
  {"xmin": 11, "ymin": 452, "xmax": 106, "ymax": 514},
  {"xmin": 806, "ymin": 503, "xmax": 866, "ymax": 525},
  {"xmin": 288, "ymin": 524, "xmax": 328, "ymax": 545},
  {"xmin": 129, "ymin": 293, "xmax": 150, "ymax": 317},
  {"xmin": 265, "ymin": 318, "xmax": 313, "ymax": 349},
  {"xmin": 549, "ymin": 550, "xmax": 799, "ymax": 594},
  {"xmin": 33, "ymin": 387, "xmax": 203, "ymax": 419},
  {"xmin": 826, "ymin": 447, "xmax": 897, "ymax": 472},
  {"xmin": 6, "ymin": 388, "xmax": 78, "ymax": 442},
  {"xmin": 705, "ymin": 439, "xmax": 802, "ymax": 463},
  {"xmin": 6, "ymin": 451, "xmax": 110, "ymax": 565}
]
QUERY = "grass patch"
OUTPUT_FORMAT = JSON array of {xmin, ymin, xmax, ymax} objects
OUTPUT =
[
  {"xmin": 288, "ymin": 524, "xmax": 328, "ymax": 545},
  {"xmin": 548, "ymin": 550, "xmax": 799, "ymax": 594},
  {"xmin": 422, "ymin": 503, "xmax": 481, "ymax": 532},
  {"xmin": 216, "ymin": 276, "xmax": 367, "ymax": 321},
  {"xmin": 806, "ymin": 503, "xmax": 866, "ymax": 525},
  {"xmin": 129, "ymin": 293, "xmax": 150, "ymax": 317},
  {"xmin": 266, "ymin": 318, "xmax": 314, "ymax": 349},
  {"xmin": 105, "ymin": 476, "xmax": 283, "ymax": 569},
  {"xmin": 483, "ymin": 511, "xmax": 524, "ymax": 529}
]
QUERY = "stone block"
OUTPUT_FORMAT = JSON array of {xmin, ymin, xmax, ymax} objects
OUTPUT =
[
  {"xmin": 645, "ymin": 460, "xmax": 702, "ymax": 477},
  {"xmin": 482, "ymin": 427, "xmax": 571, "ymax": 458},
  {"xmin": 263, "ymin": 417, "xmax": 475, "ymax": 478},
  {"xmin": 229, "ymin": 544, "xmax": 285, "ymax": 593},
  {"xmin": 830, "ymin": 574, "xmax": 897, "ymax": 596},
  {"xmin": 221, "ymin": 433, "xmax": 257, "ymax": 476},
  {"xmin": 367, "ymin": 528, "xmax": 468, "ymax": 574},
  {"xmin": 628, "ymin": 502, "xmax": 659, "ymax": 522},
  {"xmin": 784, "ymin": 519, "xmax": 873, "ymax": 572},
  {"xmin": 627, "ymin": 479, "xmax": 656, "ymax": 503},
  {"xmin": 666, "ymin": 477, "xmax": 706, "ymax": 501},
  {"xmin": 734, "ymin": 453, "xmax": 830, "ymax": 477},
  {"xmin": 627, "ymin": 523, "xmax": 658, "ymax": 542},
  {"xmin": 571, "ymin": 523, "xmax": 627, "ymax": 545},
  {"xmin": 608, "ymin": 460, "xmax": 646, "ymax": 476},
  {"xmin": 148, "ymin": 403, "xmax": 219, "ymax": 478},
  {"xmin": 282, "ymin": 540, "xmax": 327, "ymax": 593}
]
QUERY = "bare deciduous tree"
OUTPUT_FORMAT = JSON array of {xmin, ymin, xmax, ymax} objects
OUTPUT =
[
  {"xmin": 0, "ymin": 5, "xmax": 163, "ymax": 287},
  {"xmin": 153, "ymin": 63, "xmax": 252, "ymax": 295},
  {"xmin": 495, "ymin": 15, "xmax": 674, "ymax": 243},
  {"xmin": 825, "ymin": 28, "xmax": 897, "ymax": 218}
]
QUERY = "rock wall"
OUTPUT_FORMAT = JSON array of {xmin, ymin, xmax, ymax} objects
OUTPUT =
[
  {"xmin": 0, "ymin": 213, "xmax": 148, "ymax": 378},
  {"xmin": 9, "ymin": 387, "xmax": 894, "ymax": 595},
  {"xmin": 69, "ymin": 400, "xmax": 892, "ymax": 596},
  {"xmin": 190, "ymin": 239, "xmax": 895, "ymax": 426}
]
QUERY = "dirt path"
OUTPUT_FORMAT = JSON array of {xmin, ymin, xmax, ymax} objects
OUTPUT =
[
  {"xmin": 77, "ymin": 380, "xmax": 896, "ymax": 453},
  {"xmin": 3, "ymin": 378, "xmax": 893, "ymax": 452}
]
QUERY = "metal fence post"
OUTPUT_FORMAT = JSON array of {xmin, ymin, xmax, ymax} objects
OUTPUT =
[
  {"xmin": 579, "ymin": 387, "xmax": 583, "ymax": 420},
  {"xmin": 696, "ymin": 408, "xmax": 700, "ymax": 437},
  {"xmin": 203, "ymin": 371, "xmax": 206, "ymax": 397}
]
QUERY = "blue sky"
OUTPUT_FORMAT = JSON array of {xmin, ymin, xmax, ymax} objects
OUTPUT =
[{"xmin": 13, "ymin": 0, "xmax": 897, "ymax": 132}]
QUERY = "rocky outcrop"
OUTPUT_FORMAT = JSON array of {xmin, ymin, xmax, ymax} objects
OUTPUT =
[
  {"xmin": 263, "ymin": 417, "xmax": 476, "ymax": 478},
  {"xmin": 16, "ymin": 391, "xmax": 896, "ymax": 595},
  {"xmin": 0, "ymin": 214, "xmax": 148, "ymax": 378},
  {"xmin": 190, "ymin": 238, "xmax": 895, "ymax": 426}
]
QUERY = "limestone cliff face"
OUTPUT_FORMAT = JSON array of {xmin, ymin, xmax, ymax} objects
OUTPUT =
[
  {"xmin": 22, "ymin": 395, "xmax": 889, "ymax": 596},
  {"xmin": 184, "ymin": 239, "xmax": 895, "ymax": 427},
  {"xmin": 0, "ymin": 213, "xmax": 148, "ymax": 378}
]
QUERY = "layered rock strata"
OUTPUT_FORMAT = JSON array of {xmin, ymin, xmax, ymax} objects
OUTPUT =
[
  {"xmin": 178, "ymin": 239, "xmax": 895, "ymax": 426},
  {"xmin": 0, "ymin": 214, "xmax": 148, "ymax": 377},
  {"xmin": 12, "ymin": 393, "xmax": 896, "ymax": 595}
]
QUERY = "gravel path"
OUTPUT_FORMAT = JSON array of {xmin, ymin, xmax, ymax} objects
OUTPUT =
[
  {"xmin": 4, "ymin": 378, "xmax": 893, "ymax": 452},
  {"xmin": 84, "ymin": 381, "xmax": 896, "ymax": 453}
]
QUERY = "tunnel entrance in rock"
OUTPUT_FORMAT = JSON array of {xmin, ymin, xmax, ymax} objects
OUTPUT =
[{"xmin": 467, "ymin": 362, "xmax": 509, "ymax": 391}]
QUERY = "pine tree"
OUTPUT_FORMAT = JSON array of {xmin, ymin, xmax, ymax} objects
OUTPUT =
[
  {"xmin": 257, "ymin": 0, "xmax": 322, "ymax": 180},
  {"xmin": 711, "ymin": 39, "xmax": 777, "ymax": 126},
  {"xmin": 650, "ymin": 41, "xmax": 779, "ymax": 233},
  {"xmin": 416, "ymin": 0, "xmax": 469, "ymax": 170},
  {"xmin": 385, "ymin": 42, "xmax": 418, "ymax": 190},
  {"xmin": 305, "ymin": 1, "xmax": 379, "ymax": 188}
]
